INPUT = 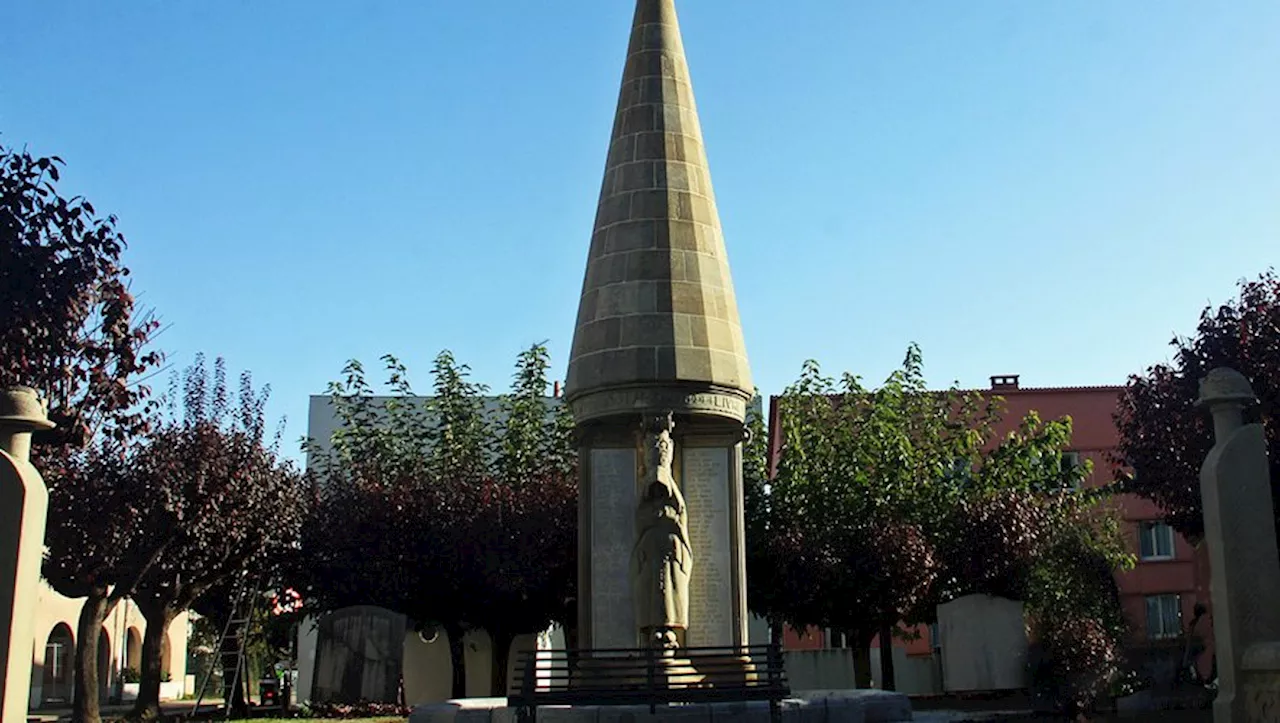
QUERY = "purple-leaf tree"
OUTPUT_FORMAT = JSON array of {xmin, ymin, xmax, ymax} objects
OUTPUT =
[
  {"xmin": 2, "ymin": 143, "xmax": 164, "ymax": 723},
  {"xmin": 126, "ymin": 355, "xmax": 304, "ymax": 720},
  {"xmin": 1115, "ymin": 269, "xmax": 1280, "ymax": 542}
]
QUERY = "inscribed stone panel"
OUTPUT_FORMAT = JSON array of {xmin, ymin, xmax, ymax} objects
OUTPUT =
[
  {"xmin": 589, "ymin": 448, "xmax": 638, "ymax": 650},
  {"xmin": 681, "ymin": 446, "xmax": 734, "ymax": 648}
]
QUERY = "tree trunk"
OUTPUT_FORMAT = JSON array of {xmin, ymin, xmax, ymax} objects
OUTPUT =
[
  {"xmin": 490, "ymin": 629, "xmax": 516, "ymax": 698},
  {"xmin": 770, "ymin": 617, "xmax": 784, "ymax": 649},
  {"xmin": 878, "ymin": 623, "xmax": 897, "ymax": 691},
  {"xmin": 71, "ymin": 587, "xmax": 110, "ymax": 723},
  {"xmin": 445, "ymin": 624, "xmax": 467, "ymax": 699},
  {"xmin": 564, "ymin": 619, "xmax": 580, "ymax": 683},
  {"xmin": 131, "ymin": 604, "xmax": 176, "ymax": 720},
  {"xmin": 852, "ymin": 630, "xmax": 873, "ymax": 689}
]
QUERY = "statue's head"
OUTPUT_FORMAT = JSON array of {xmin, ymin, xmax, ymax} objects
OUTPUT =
[
  {"xmin": 640, "ymin": 411, "xmax": 676, "ymax": 470},
  {"xmin": 654, "ymin": 430, "xmax": 672, "ymax": 466}
]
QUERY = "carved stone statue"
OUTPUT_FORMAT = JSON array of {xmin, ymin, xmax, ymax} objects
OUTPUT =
[{"xmin": 631, "ymin": 411, "xmax": 692, "ymax": 652}]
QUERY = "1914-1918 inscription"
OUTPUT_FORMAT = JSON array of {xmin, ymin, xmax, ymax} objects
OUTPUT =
[
  {"xmin": 571, "ymin": 387, "xmax": 749, "ymax": 424},
  {"xmin": 590, "ymin": 448, "xmax": 638, "ymax": 649},
  {"xmin": 680, "ymin": 446, "xmax": 734, "ymax": 648}
]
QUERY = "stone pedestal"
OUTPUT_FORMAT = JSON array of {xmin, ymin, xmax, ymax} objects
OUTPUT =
[
  {"xmin": 571, "ymin": 654, "xmax": 707, "ymax": 690},
  {"xmin": 1196, "ymin": 368, "xmax": 1280, "ymax": 723},
  {"xmin": 1241, "ymin": 642, "xmax": 1280, "ymax": 720},
  {"xmin": 0, "ymin": 387, "xmax": 54, "ymax": 723}
]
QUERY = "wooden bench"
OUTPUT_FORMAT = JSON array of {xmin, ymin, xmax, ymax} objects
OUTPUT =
[{"xmin": 509, "ymin": 644, "xmax": 790, "ymax": 723}]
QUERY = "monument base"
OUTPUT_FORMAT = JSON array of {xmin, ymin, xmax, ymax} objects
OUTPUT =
[
  {"xmin": 569, "ymin": 653, "xmax": 706, "ymax": 689},
  {"xmin": 409, "ymin": 690, "xmax": 912, "ymax": 723}
]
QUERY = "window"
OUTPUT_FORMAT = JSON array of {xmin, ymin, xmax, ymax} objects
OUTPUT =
[
  {"xmin": 1060, "ymin": 452, "xmax": 1082, "ymax": 489},
  {"xmin": 929, "ymin": 623, "xmax": 941, "ymax": 652},
  {"xmin": 1139, "ymin": 521, "xmax": 1176, "ymax": 560},
  {"xmin": 826, "ymin": 629, "xmax": 848, "ymax": 649},
  {"xmin": 1146, "ymin": 594, "xmax": 1182, "ymax": 639},
  {"xmin": 945, "ymin": 458, "xmax": 973, "ymax": 487}
]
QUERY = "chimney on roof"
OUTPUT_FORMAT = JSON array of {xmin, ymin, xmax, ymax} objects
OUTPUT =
[{"xmin": 991, "ymin": 375, "xmax": 1020, "ymax": 391}]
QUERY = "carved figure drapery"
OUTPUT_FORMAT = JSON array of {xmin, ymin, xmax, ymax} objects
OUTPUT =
[{"xmin": 630, "ymin": 412, "xmax": 692, "ymax": 651}]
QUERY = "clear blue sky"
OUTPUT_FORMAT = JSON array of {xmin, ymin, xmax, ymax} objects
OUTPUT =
[{"xmin": 3, "ymin": 1, "xmax": 1277, "ymax": 461}]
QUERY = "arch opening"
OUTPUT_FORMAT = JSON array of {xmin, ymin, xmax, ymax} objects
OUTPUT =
[
  {"xmin": 42, "ymin": 623, "xmax": 75, "ymax": 705},
  {"xmin": 98, "ymin": 628, "xmax": 113, "ymax": 698},
  {"xmin": 126, "ymin": 627, "xmax": 142, "ymax": 673}
]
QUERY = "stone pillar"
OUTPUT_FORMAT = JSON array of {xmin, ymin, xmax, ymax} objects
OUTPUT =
[
  {"xmin": 1196, "ymin": 368, "xmax": 1280, "ymax": 723},
  {"xmin": 0, "ymin": 386, "xmax": 54, "ymax": 721},
  {"xmin": 566, "ymin": 0, "xmax": 755, "ymax": 664},
  {"xmin": 574, "ymin": 401, "xmax": 752, "ymax": 653}
]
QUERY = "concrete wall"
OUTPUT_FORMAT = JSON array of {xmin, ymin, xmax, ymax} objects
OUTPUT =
[
  {"xmin": 784, "ymin": 650, "xmax": 856, "ymax": 691},
  {"xmin": 782, "ymin": 647, "xmax": 943, "ymax": 696},
  {"xmin": 747, "ymin": 614, "xmax": 769, "ymax": 646},
  {"xmin": 28, "ymin": 579, "xmax": 190, "ymax": 709},
  {"xmin": 869, "ymin": 647, "xmax": 943, "ymax": 696},
  {"xmin": 937, "ymin": 594, "xmax": 1028, "ymax": 692}
]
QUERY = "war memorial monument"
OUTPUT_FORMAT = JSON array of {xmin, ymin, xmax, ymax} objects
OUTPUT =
[{"xmin": 414, "ymin": 0, "xmax": 912, "ymax": 720}]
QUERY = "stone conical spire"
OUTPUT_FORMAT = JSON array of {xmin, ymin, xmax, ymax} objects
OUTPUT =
[{"xmin": 565, "ymin": 0, "xmax": 752, "ymax": 424}]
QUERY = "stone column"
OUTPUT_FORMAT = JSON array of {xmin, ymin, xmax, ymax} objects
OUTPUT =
[
  {"xmin": 1196, "ymin": 368, "xmax": 1280, "ymax": 723},
  {"xmin": 0, "ymin": 386, "xmax": 54, "ymax": 722}
]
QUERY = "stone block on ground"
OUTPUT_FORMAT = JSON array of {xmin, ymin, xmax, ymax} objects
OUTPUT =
[
  {"xmin": 792, "ymin": 689, "xmax": 912, "ymax": 722},
  {"xmin": 704, "ymin": 700, "xmax": 773, "ymax": 723},
  {"xmin": 409, "ymin": 697, "xmax": 507, "ymax": 723},
  {"xmin": 594, "ymin": 703, "xmax": 712, "ymax": 722},
  {"xmin": 781, "ymin": 696, "xmax": 829, "ymax": 723}
]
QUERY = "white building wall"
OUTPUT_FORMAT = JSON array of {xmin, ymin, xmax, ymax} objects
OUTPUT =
[{"xmin": 28, "ymin": 579, "xmax": 190, "ymax": 709}]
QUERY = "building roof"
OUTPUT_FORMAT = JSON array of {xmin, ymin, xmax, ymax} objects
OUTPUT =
[{"xmin": 564, "ymin": 0, "xmax": 752, "ymax": 403}]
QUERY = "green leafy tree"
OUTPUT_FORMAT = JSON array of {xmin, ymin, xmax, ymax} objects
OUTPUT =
[
  {"xmin": 302, "ymin": 345, "xmax": 577, "ymax": 699},
  {"xmin": 476, "ymin": 345, "xmax": 577, "ymax": 694},
  {"xmin": 760, "ymin": 347, "xmax": 986, "ymax": 686},
  {"xmin": 756, "ymin": 345, "xmax": 1130, "ymax": 696}
]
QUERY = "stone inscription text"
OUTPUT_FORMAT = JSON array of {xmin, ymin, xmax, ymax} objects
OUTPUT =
[
  {"xmin": 571, "ymin": 388, "xmax": 748, "ymax": 423},
  {"xmin": 681, "ymin": 446, "xmax": 734, "ymax": 648},
  {"xmin": 590, "ymin": 448, "xmax": 638, "ymax": 649}
]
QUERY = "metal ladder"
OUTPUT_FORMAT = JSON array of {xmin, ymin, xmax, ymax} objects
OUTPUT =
[{"xmin": 192, "ymin": 571, "xmax": 262, "ymax": 719}]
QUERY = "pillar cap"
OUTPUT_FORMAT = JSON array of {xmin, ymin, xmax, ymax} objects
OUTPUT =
[
  {"xmin": 0, "ymin": 386, "xmax": 55, "ymax": 431},
  {"xmin": 1196, "ymin": 367, "xmax": 1257, "ymax": 410}
]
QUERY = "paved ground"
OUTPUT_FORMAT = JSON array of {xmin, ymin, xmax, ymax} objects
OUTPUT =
[
  {"xmin": 27, "ymin": 698, "xmax": 220, "ymax": 722},
  {"xmin": 26, "ymin": 698, "xmax": 1211, "ymax": 722}
]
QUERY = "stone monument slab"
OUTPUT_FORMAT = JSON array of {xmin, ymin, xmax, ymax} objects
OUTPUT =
[
  {"xmin": 1196, "ymin": 368, "xmax": 1280, "ymax": 723},
  {"xmin": 681, "ymin": 445, "xmax": 734, "ymax": 648},
  {"xmin": 589, "ymin": 447, "xmax": 638, "ymax": 649}
]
